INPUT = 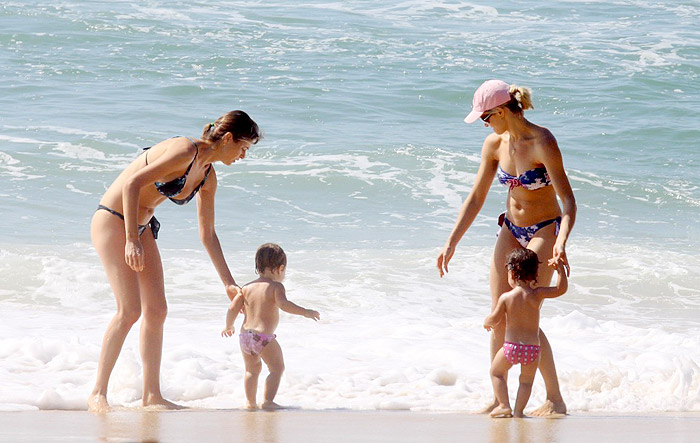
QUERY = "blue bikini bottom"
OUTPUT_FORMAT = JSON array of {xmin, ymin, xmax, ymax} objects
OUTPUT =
[{"xmin": 498, "ymin": 213, "xmax": 560, "ymax": 248}]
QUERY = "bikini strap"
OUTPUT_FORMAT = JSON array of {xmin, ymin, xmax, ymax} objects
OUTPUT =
[{"xmin": 181, "ymin": 137, "xmax": 198, "ymax": 175}]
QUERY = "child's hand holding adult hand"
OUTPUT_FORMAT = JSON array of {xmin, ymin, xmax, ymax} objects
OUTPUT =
[
  {"xmin": 548, "ymin": 243, "xmax": 570, "ymax": 276},
  {"xmin": 225, "ymin": 285, "xmax": 242, "ymax": 300},
  {"xmin": 548, "ymin": 260, "xmax": 566, "ymax": 274}
]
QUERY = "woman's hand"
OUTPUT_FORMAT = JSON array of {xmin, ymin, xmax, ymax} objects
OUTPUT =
[
  {"xmin": 125, "ymin": 239, "xmax": 145, "ymax": 272},
  {"xmin": 225, "ymin": 284, "xmax": 242, "ymax": 301},
  {"xmin": 437, "ymin": 244, "xmax": 456, "ymax": 277},
  {"xmin": 221, "ymin": 327, "xmax": 235, "ymax": 337},
  {"xmin": 548, "ymin": 243, "xmax": 570, "ymax": 276}
]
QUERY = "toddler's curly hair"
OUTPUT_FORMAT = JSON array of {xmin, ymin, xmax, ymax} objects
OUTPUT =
[{"xmin": 506, "ymin": 248, "xmax": 540, "ymax": 283}]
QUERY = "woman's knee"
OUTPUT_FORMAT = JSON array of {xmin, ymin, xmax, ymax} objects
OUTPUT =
[
  {"xmin": 116, "ymin": 307, "xmax": 141, "ymax": 327},
  {"xmin": 141, "ymin": 302, "xmax": 167, "ymax": 324}
]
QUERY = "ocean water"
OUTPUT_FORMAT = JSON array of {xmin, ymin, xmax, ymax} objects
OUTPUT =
[{"xmin": 1, "ymin": 0, "xmax": 699, "ymax": 413}]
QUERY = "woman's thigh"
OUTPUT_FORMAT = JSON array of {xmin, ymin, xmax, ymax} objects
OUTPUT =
[
  {"xmin": 136, "ymin": 226, "xmax": 166, "ymax": 315},
  {"xmin": 490, "ymin": 223, "xmax": 522, "ymax": 307},
  {"xmin": 91, "ymin": 210, "xmax": 141, "ymax": 311},
  {"xmin": 525, "ymin": 222, "xmax": 558, "ymax": 287}
]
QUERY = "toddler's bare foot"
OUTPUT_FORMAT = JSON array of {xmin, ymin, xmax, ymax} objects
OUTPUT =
[
  {"xmin": 262, "ymin": 401, "xmax": 283, "ymax": 411},
  {"xmin": 87, "ymin": 394, "xmax": 111, "ymax": 414},
  {"xmin": 528, "ymin": 399, "xmax": 566, "ymax": 417},
  {"xmin": 490, "ymin": 406, "xmax": 513, "ymax": 418}
]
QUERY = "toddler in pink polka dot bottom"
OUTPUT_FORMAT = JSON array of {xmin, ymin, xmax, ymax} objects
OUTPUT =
[{"xmin": 483, "ymin": 248, "xmax": 568, "ymax": 418}]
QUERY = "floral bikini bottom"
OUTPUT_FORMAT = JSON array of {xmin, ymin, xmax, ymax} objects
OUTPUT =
[
  {"xmin": 239, "ymin": 330, "xmax": 277, "ymax": 356},
  {"xmin": 498, "ymin": 212, "xmax": 561, "ymax": 248}
]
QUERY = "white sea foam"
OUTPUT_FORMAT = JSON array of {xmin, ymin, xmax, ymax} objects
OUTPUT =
[
  {"xmin": 0, "ymin": 135, "xmax": 47, "ymax": 145},
  {"xmin": 4, "ymin": 125, "xmax": 108, "ymax": 139},
  {"xmin": 48, "ymin": 143, "xmax": 108, "ymax": 161},
  {"xmin": 1, "ymin": 238, "xmax": 698, "ymax": 412},
  {"xmin": 0, "ymin": 152, "xmax": 43, "ymax": 181}
]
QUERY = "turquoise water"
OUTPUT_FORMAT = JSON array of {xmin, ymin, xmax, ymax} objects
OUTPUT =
[{"xmin": 1, "ymin": 1, "xmax": 699, "ymax": 412}]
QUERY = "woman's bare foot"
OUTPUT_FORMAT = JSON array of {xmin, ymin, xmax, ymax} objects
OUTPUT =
[
  {"xmin": 527, "ymin": 399, "xmax": 566, "ymax": 417},
  {"xmin": 477, "ymin": 399, "xmax": 499, "ymax": 414},
  {"xmin": 261, "ymin": 401, "xmax": 284, "ymax": 411},
  {"xmin": 490, "ymin": 406, "xmax": 513, "ymax": 418},
  {"xmin": 87, "ymin": 394, "xmax": 111, "ymax": 414},
  {"xmin": 142, "ymin": 396, "xmax": 185, "ymax": 410},
  {"xmin": 245, "ymin": 402, "xmax": 259, "ymax": 411}
]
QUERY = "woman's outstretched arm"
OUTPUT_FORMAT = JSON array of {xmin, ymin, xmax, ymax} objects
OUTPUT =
[
  {"xmin": 196, "ymin": 169, "xmax": 240, "ymax": 300},
  {"xmin": 437, "ymin": 135, "xmax": 500, "ymax": 277},
  {"xmin": 539, "ymin": 130, "xmax": 576, "ymax": 274}
]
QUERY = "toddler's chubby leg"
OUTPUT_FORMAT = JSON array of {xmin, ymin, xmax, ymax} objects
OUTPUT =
[
  {"xmin": 242, "ymin": 351, "xmax": 262, "ymax": 410},
  {"xmin": 489, "ymin": 349, "xmax": 513, "ymax": 418},
  {"xmin": 260, "ymin": 339, "xmax": 285, "ymax": 410},
  {"xmin": 482, "ymin": 227, "xmax": 519, "ymax": 414},
  {"xmin": 514, "ymin": 358, "xmax": 539, "ymax": 418}
]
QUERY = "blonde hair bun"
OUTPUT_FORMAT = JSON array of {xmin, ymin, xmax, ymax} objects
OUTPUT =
[{"xmin": 508, "ymin": 84, "xmax": 533, "ymax": 111}]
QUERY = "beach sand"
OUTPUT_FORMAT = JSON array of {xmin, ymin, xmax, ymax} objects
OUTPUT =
[{"xmin": 1, "ymin": 409, "xmax": 699, "ymax": 442}]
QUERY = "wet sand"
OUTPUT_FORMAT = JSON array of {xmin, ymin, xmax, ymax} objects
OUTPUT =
[{"xmin": 2, "ymin": 409, "xmax": 700, "ymax": 442}]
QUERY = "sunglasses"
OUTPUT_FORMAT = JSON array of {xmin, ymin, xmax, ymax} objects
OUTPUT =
[{"xmin": 481, "ymin": 110, "xmax": 497, "ymax": 123}]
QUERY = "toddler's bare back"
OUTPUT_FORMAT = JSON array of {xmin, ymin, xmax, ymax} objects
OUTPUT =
[
  {"xmin": 241, "ymin": 279, "xmax": 283, "ymax": 335},
  {"xmin": 503, "ymin": 287, "xmax": 542, "ymax": 344}
]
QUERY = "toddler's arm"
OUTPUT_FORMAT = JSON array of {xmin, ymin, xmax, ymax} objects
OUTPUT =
[
  {"xmin": 274, "ymin": 285, "xmax": 320, "ymax": 321},
  {"xmin": 221, "ymin": 293, "xmax": 244, "ymax": 337},
  {"xmin": 537, "ymin": 262, "xmax": 569, "ymax": 299},
  {"xmin": 483, "ymin": 296, "xmax": 506, "ymax": 331}
]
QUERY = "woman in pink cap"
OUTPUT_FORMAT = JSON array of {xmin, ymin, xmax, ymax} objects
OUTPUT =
[{"xmin": 437, "ymin": 80, "xmax": 576, "ymax": 416}]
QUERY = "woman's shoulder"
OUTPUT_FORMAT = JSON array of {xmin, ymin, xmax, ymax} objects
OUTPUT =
[
  {"xmin": 147, "ymin": 136, "xmax": 198, "ymax": 163},
  {"xmin": 171, "ymin": 136, "xmax": 199, "ymax": 157},
  {"xmin": 482, "ymin": 132, "xmax": 503, "ymax": 153},
  {"xmin": 480, "ymin": 132, "xmax": 505, "ymax": 164},
  {"xmin": 530, "ymin": 124, "xmax": 561, "ymax": 157},
  {"xmin": 530, "ymin": 123, "xmax": 557, "ymax": 145}
]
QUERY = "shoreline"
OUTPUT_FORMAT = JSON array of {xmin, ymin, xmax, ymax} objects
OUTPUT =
[{"xmin": 2, "ymin": 409, "xmax": 699, "ymax": 443}]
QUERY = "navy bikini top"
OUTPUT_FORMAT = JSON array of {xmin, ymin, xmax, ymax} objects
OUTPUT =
[
  {"xmin": 497, "ymin": 166, "xmax": 551, "ymax": 191},
  {"xmin": 143, "ymin": 137, "xmax": 212, "ymax": 205}
]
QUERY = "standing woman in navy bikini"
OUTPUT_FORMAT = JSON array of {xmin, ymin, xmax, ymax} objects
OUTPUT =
[
  {"xmin": 436, "ymin": 80, "xmax": 576, "ymax": 416},
  {"xmin": 89, "ymin": 110, "xmax": 261, "ymax": 413}
]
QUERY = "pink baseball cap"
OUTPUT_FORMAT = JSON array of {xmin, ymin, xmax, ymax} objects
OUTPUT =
[{"xmin": 464, "ymin": 80, "xmax": 511, "ymax": 123}]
